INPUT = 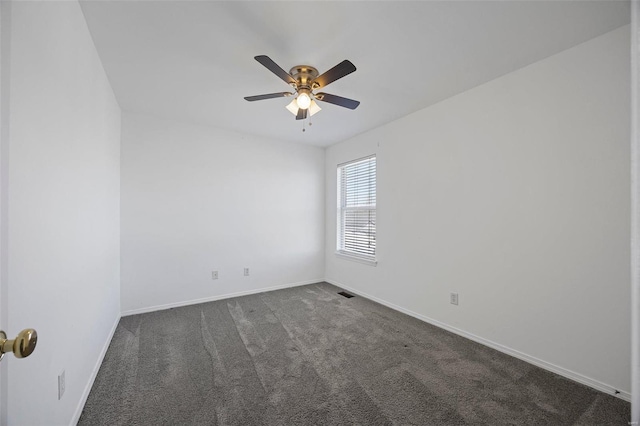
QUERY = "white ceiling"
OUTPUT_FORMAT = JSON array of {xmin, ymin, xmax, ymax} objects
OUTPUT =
[{"xmin": 80, "ymin": 1, "xmax": 630, "ymax": 147}]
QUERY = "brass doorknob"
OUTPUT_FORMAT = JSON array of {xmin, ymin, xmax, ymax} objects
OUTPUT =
[{"xmin": 0, "ymin": 329, "xmax": 37, "ymax": 360}]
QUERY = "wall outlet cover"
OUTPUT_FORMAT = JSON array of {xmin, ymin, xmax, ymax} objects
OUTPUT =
[{"xmin": 450, "ymin": 293, "xmax": 459, "ymax": 305}]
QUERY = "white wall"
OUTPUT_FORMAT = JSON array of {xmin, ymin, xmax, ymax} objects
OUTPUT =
[
  {"xmin": 7, "ymin": 2, "xmax": 121, "ymax": 425},
  {"xmin": 120, "ymin": 113, "xmax": 324, "ymax": 314},
  {"xmin": 631, "ymin": 1, "xmax": 639, "ymax": 421},
  {"xmin": 326, "ymin": 26, "xmax": 631, "ymax": 397},
  {"xmin": 0, "ymin": 1, "xmax": 10, "ymax": 424}
]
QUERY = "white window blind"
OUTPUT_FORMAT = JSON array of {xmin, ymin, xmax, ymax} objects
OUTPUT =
[{"xmin": 337, "ymin": 155, "xmax": 376, "ymax": 260}]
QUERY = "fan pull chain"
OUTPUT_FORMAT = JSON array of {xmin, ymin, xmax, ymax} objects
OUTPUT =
[{"xmin": 301, "ymin": 116, "xmax": 313, "ymax": 133}]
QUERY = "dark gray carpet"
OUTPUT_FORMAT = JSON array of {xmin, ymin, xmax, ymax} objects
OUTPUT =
[{"xmin": 79, "ymin": 282, "xmax": 630, "ymax": 425}]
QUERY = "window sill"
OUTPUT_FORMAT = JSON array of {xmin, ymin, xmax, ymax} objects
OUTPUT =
[{"xmin": 335, "ymin": 251, "xmax": 377, "ymax": 267}]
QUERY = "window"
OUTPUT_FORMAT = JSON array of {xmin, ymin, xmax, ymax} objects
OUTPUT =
[{"xmin": 337, "ymin": 155, "xmax": 376, "ymax": 263}]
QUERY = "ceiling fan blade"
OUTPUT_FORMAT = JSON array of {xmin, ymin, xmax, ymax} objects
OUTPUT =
[
  {"xmin": 254, "ymin": 55, "xmax": 296, "ymax": 85},
  {"xmin": 244, "ymin": 92, "xmax": 292, "ymax": 102},
  {"xmin": 296, "ymin": 108, "xmax": 308, "ymax": 120},
  {"xmin": 315, "ymin": 93, "xmax": 360, "ymax": 110},
  {"xmin": 313, "ymin": 60, "xmax": 356, "ymax": 89}
]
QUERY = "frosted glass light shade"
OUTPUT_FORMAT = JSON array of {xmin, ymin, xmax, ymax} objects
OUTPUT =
[
  {"xmin": 309, "ymin": 100, "xmax": 321, "ymax": 116},
  {"xmin": 296, "ymin": 92, "xmax": 311, "ymax": 109},
  {"xmin": 285, "ymin": 99, "xmax": 299, "ymax": 115}
]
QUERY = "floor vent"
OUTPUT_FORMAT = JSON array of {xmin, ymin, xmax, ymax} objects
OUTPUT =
[{"xmin": 338, "ymin": 291, "xmax": 354, "ymax": 299}]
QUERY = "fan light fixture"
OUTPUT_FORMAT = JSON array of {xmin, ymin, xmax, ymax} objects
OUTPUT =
[{"xmin": 286, "ymin": 98, "xmax": 321, "ymax": 117}]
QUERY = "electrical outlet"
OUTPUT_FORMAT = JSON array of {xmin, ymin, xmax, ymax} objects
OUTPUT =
[
  {"xmin": 58, "ymin": 370, "xmax": 66, "ymax": 400},
  {"xmin": 244, "ymin": 268, "xmax": 250, "ymax": 276},
  {"xmin": 450, "ymin": 293, "xmax": 459, "ymax": 306},
  {"xmin": 212, "ymin": 271, "xmax": 218, "ymax": 280}
]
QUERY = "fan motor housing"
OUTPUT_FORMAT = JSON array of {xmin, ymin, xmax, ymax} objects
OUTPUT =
[{"xmin": 289, "ymin": 65, "xmax": 319, "ymax": 89}]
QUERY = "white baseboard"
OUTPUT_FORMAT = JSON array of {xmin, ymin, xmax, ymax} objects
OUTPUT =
[
  {"xmin": 325, "ymin": 279, "xmax": 631, "ymax": 402},
  {"xmin": 70, "ymin": 312, "xmax": 121, "ymax": 426},
  {"xmin": 121, "ymin": 279, "xmax": 324, "ymax": 317}
]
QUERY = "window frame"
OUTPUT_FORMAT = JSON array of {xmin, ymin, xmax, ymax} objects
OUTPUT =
[{"xmin": 335, "ymin": 155, "xmax": 377, "ymax": 266}]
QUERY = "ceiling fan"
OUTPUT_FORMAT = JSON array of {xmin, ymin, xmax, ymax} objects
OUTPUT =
[{"xmin": 244, "ymin": 55, "xmax": 360, "ymax": 120}]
